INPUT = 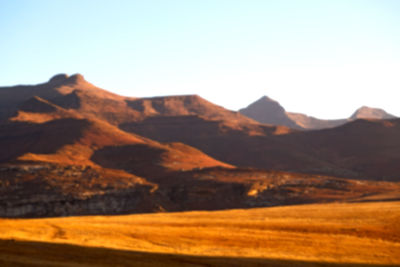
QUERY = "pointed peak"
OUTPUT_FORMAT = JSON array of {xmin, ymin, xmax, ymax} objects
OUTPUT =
[
  {"xmin": 258, "ymin": 95, "xmax": 277, "ymax": 102},
  {"xmin": 246, "ymin": 95, "xmax": 282, "ymax": 109},
  {"xmin": 239, "ymin": 95, "xmax": 298, "ymax": 128}
]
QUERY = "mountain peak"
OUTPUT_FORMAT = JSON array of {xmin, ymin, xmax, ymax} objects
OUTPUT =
[
  {"xmin": 48, "ymin": 73, "xmax": 86, "ymax": 85},
  {"xmin": 240, "ymin": 95, "xmax": 285, "ymax": 113},
  {"xmin": 257, "ymin": 95, "xmax": 277, "ymax": 103},
  {"xmin": 350, "ymin": 106, "xmax": 395, "ymax": 120},
  {"xmin": 49, "ymin": 73, "xmax": 69, "ymax": 83},
  {"xmin": 239, "ymin": 95, "xmax": 300, "ymax": 128},
  {"xmin": 67, "ymin": 73, "xmax": 85, "ymax": 84}
]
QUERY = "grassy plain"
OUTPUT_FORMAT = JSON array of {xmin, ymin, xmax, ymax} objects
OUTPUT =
[{"xmin": 0, "ymin": 201, "xmax": 399, "ymax": 266}]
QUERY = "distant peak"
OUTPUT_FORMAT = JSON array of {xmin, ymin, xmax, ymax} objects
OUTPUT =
[
  {"xmin": 259, "ymin": 95, "xmax": 275, "ymax": 102},
  {"xmin": 239, "ymin": 95, "xmax": 283, "ymax": 112},
  {"xmin": 239, "ymin": 94, "xmax": 296, "ymax": 127},
  {"xmin": 350, "ymin": 106, "xmax": 395, "ymax": 120},
  {"xmin": 247, "ymin": 95, "xmax": 281, "ymax": 107},
  {"xmin": 248, "ymin": 96, "xmax": 281, "ymax": 107},
  {"xmin": 357, "ymin": 106, "xmax": 373, "ymax": 111}
]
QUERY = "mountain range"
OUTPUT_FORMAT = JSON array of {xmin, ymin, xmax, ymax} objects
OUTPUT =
[
  {"xmin": 239, "ymin": 95, "xmax": 396, "ymax": 130},
  {"xmin": 1, "ymin": 74, "xmax": 399, "ymax": 218}
]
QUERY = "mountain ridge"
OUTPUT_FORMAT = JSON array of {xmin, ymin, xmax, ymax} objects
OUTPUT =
[
  {"xmin": 239, "ymin": 95, "xmax": 397, "ymax": 130},
  {"xmin": 1, "ymin": 74, "xmax": 400, "ymax": 217}
]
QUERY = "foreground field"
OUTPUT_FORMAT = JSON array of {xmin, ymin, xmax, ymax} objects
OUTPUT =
[{"xmin": 0, "ymin": 201, "xmax": 399, "ymax": 266}]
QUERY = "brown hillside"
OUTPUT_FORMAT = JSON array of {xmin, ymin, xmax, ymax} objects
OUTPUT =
[
  {"xmin": 127, "ymin": 95, "xmax": 262, "ymax": 131},
  {"xmin": 0, "ymin": 74, "xmax": 267, "ymax": 132},
  {"xmin": 2, "ymin": 113, "xmax": 398, "ymax": 218},
  {"xmin": 0, "ymin": 115, "xmax": 230, "ymax": 171},
  {"xmin": 279, "ymin": 118, "xmax": 400, "ymax": 179},
  {"xmin": 0, "ymin": 74, "xmax": 140, "ymax": 125},
  {"xmin": 0, "ymin": 115, "xmax": 234, "ymax": 217},
  {"xmin": 10, "ymin": 96, "xmax": 81, "ymax": 123},
  {"xmin": 125, "ymin": 114, "xmax": 400, "ymax": 180}
]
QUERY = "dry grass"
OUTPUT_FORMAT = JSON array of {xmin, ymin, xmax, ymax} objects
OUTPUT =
[{"xmin": 0, "ymin": 201, "xmax": 399, "ymax": 266}]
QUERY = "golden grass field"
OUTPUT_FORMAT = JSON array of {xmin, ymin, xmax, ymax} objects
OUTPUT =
[{"xmin": 0, "ymin": 201, "xmax": 399, "ymax": 266}]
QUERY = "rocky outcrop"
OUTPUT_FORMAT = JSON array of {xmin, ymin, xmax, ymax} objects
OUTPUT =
[{"xmin": 0, "ymin": 164, "xmax": 158, "ymax": 218}]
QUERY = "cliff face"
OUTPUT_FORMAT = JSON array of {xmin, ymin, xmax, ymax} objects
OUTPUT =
[
  {"xmin": 0, "ymin": 164, "xmax": 158, "ymax": 218},
  {"xmin": 3, "ymin": 163, "xmax": 398, "ymax": 218}
]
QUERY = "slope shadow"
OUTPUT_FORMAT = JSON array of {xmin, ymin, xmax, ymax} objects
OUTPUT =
[
  {"xmin": 91, "ymin": 144, "xmax": 169, "ymax": 178},
  {"xmin": 0, "ymin": 239, "xmax": 394, "ymax": 267},
  {"xmin": 0, "ymin": 119, "xmax": 89, "ymax": 163}
]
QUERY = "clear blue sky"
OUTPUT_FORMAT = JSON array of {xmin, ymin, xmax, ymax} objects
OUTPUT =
[{"xmin": 1, "ymin": 0, "xmax": 399, "ymax": 119}]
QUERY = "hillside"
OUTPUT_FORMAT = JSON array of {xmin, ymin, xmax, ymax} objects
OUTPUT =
[
  {"xmin": 0, "ymin": 74, "xmax": 140, "ymax": 125},
  {"xmin": 0, "ymin": 74, "xmax": 267, "ymax": 135},
  {"xmin": 125, "ymin": 113, "xmax": 400, "ymax": 180},
  {"xmin": 0, "ymin": 110, "xmax": 234, "ymax": 217},
  {"xmin": 276, "ymin": 118, "xmax": 400, "ymax": 179}
]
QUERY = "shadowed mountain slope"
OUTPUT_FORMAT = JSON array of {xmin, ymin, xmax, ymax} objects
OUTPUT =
[
  {"xmin": 126, "ymin": 115, "xmax": 400, "ymax": 180},
  {"xmin": 277, "ymin": 118, "xmax": 400, "ymax": 179},
  {"xmin": 0, "ymin": 115, "xmax": 230, "ymax": 171}
]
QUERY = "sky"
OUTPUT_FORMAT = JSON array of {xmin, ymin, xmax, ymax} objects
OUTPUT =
[{"xmin": 1, "ymin": 0, "xmax": 399, "ymax": 119}]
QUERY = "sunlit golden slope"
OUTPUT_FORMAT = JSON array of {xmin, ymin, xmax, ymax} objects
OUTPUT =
[{"xmin": 0, "ymin": 201, "xmax": 399, "ymax": 266}]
